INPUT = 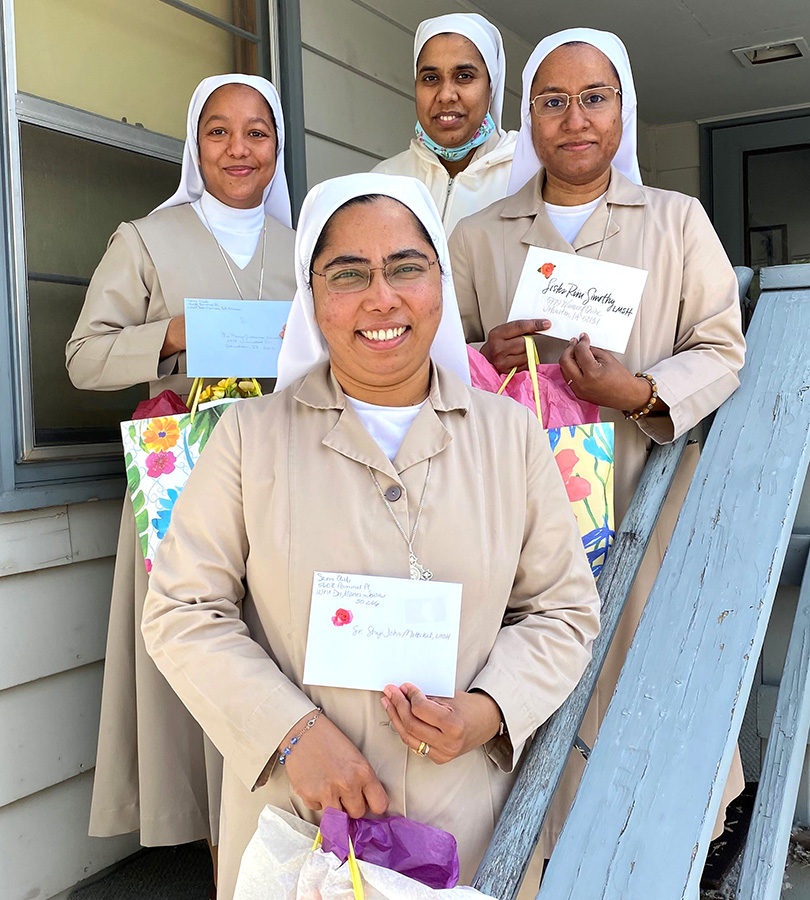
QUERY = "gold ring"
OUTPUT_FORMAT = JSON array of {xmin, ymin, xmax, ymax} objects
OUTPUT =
[{"xmin": 413, "ymin": 741, "xmax": 430, "ymax": 757}]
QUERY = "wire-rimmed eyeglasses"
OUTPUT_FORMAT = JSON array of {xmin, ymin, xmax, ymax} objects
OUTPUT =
[
  {"xmin": 311, "ymin": 256, "xmax": 439, "ymax": 294},
  {"xmin": 529, "ymin": 86, "xmax": 621, "ymax": 118}
]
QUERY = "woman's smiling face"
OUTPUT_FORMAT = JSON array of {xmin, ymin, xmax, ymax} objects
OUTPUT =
[
  {"xmin": 197, "ymin": 83, "xmax": 277, "ymax": 209},
  {"xmin": 529, "ymin": 43, "xmax": 622, "ymax": 187},
  {"xmin": 311, "ymin": 197, "xmax": 442, "ymax": 399},
  {"xmin": 415, "ymin": 33, "xmax": 491, "ymax": 149}
]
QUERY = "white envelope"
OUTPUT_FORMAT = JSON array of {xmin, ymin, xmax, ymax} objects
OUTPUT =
[
  {"xmin": 508, "ymin": 247, "xmax": 648, "ymax": 354},
  {"xmin": 302, "ymin": 572, "xmax": 463, "ymax": 698},
  {"xmin": 184, "ymin": 297, "xmax": 292, "ymax": 378}
]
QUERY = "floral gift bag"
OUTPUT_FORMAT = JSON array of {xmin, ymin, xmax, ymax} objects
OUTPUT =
[
  {"xmin": 468, "ymin": 338, "xmax": 614, "ymax": 577},
  {"xmin": 120, "ymin": 403, "xmax": 234, "ymax": 573}
]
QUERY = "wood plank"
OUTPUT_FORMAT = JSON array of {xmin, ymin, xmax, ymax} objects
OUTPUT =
[
  {"xmin": 0, "ymin": 663, "xmax": 103, "ymax": 806},
  {"xmin": 66, "ymin": 498, "xmax": 122, "ymax": 562},
  {"xmin": 302, "ymin": 0, "xmax": 414, "ymax": 97},
  {"xmin": 305, "ymin": 133, "xmax": 381, "ymax": 187},
  {"xmin": 538, "ymin": 288, "xmax": 810, "ymax": 899},
  {"xmin": 0, "ymin": 771, "xmax": 140, "ymax": 900},
  {"xmin": 0, "ymin": 557, "xmax": 113, "ymax": 690},
  {"xmin": 736, "ymin": 552, "xmax": 810, "ymax": 900},
  {"xmin": 0, "ymin": 499, "xmax": 119, "ymax": 579},
  {"xmin": 472, "ymin": 436, "xmax": 688, "ymax": 898},
  {"xmin": 780, "ymin": 534, "xmax": 810, "ymax": 587},
  {"xmin": 302, "ymin": 49, "xmax": 414, "ymax": 160},
  {"xmin": 760, "ymin": 265, "xmax": 810, "ymax": 291},
  {"xmin": 0, "ymin": 506, "xmax": 71, "ymax": 576}
]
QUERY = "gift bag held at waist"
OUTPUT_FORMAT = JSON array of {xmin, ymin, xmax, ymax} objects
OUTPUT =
[
  {"xmin": 233, "ymin": 805, "xmax": 495, "ymax": 900},
  {"xmin": 468, "ymin": 340, "xmax": 614, "ymax": 577},
  {"xmin": 120, "ymin": 378, "xmax": 260, "ymax": 573}
]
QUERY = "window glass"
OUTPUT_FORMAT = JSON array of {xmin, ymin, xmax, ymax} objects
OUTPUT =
[
  {"xmin": 14, "ymin": 0, "xmax": 260, "ymax": 140},
  {"xmin": 20, "ymin": 123, "xmax": 181, "ymax": 446}
]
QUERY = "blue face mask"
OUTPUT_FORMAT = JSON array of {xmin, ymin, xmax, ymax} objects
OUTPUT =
[{"xmin": 415, "ymin": 112, "xmax": 496, "ymax": 163}]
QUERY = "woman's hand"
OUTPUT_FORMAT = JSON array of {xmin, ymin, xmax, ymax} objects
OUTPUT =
[
  {"xmin": 560, "ymin": 333, "xmax": 663, "ymax": 413},
  {"xmin": 381, "ymin": 684, "xmax": 501, "ymax": 764},
  {"xmin": 280, "ymin": 712, "xmax": 389, "ymax": 818},
  {"xmin": 481, "ymin": 319, "xmax": 551, "ymax": 374},
  {"xmin": 160, "ymin": 315, "xmax": 186, "ymax": 358}
]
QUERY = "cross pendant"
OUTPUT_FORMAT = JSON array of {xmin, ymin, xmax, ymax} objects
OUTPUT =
[{"xmin": 409, "ymin": 552, "xmax": 433, "ymax": 581}]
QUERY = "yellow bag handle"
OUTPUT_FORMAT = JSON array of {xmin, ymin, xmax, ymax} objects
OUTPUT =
[
  {"xmin": 187, "ymin": 376, "xmax": 204, "ymax": 422},
  {"xmin": 496, "ymin": 335, "xmax": 543, "ymax": 427},
  {"xmin": 312, "ymin": 830, "xmax": 365, "ymax": 899}
]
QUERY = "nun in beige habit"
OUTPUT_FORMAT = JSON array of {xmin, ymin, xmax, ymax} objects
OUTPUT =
[
  {"xmin": 448, "ymin": 29, "xmax": 747, "ymax": 856},
  {"xmin": 66, "ymin": 74, "xmax": 297, "ymax": 851},
  {"xmin": 141, "ymin": 172, "xmax": 601, "ymax": 900}
]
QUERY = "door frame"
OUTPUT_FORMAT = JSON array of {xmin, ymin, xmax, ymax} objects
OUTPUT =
[{"xmin": 699, "ymin": 108, "xmax": 810, "ymax": 266}]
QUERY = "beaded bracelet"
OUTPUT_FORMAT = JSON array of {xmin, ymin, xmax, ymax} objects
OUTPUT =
[
  {"xmin": 278, "ymin": 708, "xmax": 322, "ymax": 766},
  {"xmin": 624, "ymin": 372, "xmax": 659, "ymax": 420}
]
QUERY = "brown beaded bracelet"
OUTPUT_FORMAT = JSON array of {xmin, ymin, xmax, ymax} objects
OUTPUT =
[{"xmin": 624, "ymin": 372, "xmax": 658, "ymax": 420}]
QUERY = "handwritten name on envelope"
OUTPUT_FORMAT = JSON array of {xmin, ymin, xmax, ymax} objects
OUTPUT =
[
  {"xmin": 302, "ymin": 572, "xmax": 463, "ymax": 698},
  {"xmin": 508, "ymin": 247, "xmax": 648, "ymax": 354},
  {"xmin": 184, "ymin": 298, "xmax": 292, "ymax": 378}
]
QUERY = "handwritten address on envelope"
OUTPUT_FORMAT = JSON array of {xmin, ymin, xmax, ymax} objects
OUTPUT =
[
  {"xmin": 507, "ymin": 247, "xmax": 648, "ymax": 354},
  {"xmin": 302, "ymin": 571, "xmax": 463, "ymax": 697},
  {"xmin": 184, "ymin": 297, "xmax": 292, "ymax": 378}
]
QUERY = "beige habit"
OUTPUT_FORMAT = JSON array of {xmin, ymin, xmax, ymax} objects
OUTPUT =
[
  {"xmin": 449, "ymin": 166, "xmax": 747, "ymax": 852},
  {"xmin": 66, "ymin": 204, "xmax": 296, "ymax": 844},
  {"xmin": 142, "ymin": 362, "xmax": 601, "ymax": 899}
]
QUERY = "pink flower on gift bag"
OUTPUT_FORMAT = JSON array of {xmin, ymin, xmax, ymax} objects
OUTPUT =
[
  {"xmin": 332, "ymin": 608, "xmax": 353, "ymax": 627},
  {"xmin": 145, "ymin": 450, "xmax": 176, "ymax": 478},
  {"xmin": 555, "ymin": 448, "xmax": 592, "ymax": 503}
]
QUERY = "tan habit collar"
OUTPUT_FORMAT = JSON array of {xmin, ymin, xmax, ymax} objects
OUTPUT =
[
  {"xmin": 293, "ymin": 362, "xmax": 469, "ymax": 477},
  {"xmin": 499, "ymin": 165, "xmax": 646, "ymax": 253},
  {"xmin": 293, "ymin": 361, "xmax": 470, "ymax": 415}
]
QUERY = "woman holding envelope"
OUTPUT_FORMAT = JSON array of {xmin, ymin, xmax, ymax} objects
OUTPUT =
[
  {"xmin": 373, "ymin": 13, "xmax": 516, "ymax": 235},
  {"xmin": 65, "ymin": 75, "xmax": 297, "ymax": 861},
  {"xmin": 448, "ymin": 29, "xmax": 746, "ymax": 855},
  {"xmin": 141, "ymin": 172, "xmax": 600, "ymax": 899}
]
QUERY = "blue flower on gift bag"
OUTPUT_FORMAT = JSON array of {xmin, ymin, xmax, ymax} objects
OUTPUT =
[
  {"xmin": 582, "ymin": 515, "xmax": 615, "ymax": 577},
  {"xmin": 583, "ymin": 432, "xmax": 613, "ymax": 464},
  {"xmin": 152, "ymin": 488, "xmax": 180, "ymax": 540}
]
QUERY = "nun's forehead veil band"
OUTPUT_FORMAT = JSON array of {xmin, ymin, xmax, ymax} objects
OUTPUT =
[
  {"xmin": 413, "ymin": 13, "xmax": 508, "ymax": 135},
  {"xmin": 507, "ymin": 27, "xmax": 641, "ymax": 195},
  {"xmin": 152, "ymin": 73, "xmax": 292, "ymax": 226},
  {"xmin": 275, "ymin": 173, "xmax": 471, "ymax": 392}
]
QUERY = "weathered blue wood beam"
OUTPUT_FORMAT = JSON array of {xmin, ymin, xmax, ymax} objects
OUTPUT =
[
  {"xmin": 736, "ymin": 550, "xmax": 810, "ymax": 900},
  {"xmin": 472, "ymin": 437, "xmax": 688, "ymax": 899},
  {"xmin": 537, "ymin": 287, "xmax": 810, "ymax": 900}
]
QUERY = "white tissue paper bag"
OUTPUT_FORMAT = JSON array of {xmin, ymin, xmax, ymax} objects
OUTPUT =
[{"xmin": 233, "ymin": 805, "xmax": 496, "ymax": 900}]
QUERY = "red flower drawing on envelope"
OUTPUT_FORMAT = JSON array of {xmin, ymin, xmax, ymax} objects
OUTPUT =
[
  {"xmin": 332, "ymin": 608, "xmax": 353, "ymax": 626},
  {"xmin": 539, "ymin": 262, "xmax": 556, "ymax": 279}
]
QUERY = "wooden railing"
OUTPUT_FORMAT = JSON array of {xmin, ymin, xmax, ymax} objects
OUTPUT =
[{"xmin": 476, "ymin": 266, "xmax": 810, "ymax": 899}]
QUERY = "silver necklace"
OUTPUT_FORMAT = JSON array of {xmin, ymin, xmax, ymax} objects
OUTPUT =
[
  {"xmin": 199, "ymin": 205, "xmax": 267, "ymax": 300},
  {"xmin": 367, "ymin": 459, "xmax": 433, "ymax": 581}
]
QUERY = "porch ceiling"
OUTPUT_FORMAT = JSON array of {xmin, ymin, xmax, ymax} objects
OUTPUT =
[{"xmin": 472, "ymin": 0, "xmax": 810, "ymax": 124}]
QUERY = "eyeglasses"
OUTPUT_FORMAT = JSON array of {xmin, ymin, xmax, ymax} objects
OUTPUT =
[
  {"xmin": 311, "ymin": 257, "xmax": 439, "ymax": 294},
  {"xmin": 529, "ymin": 86, "xmax": 621, "ymax": 118}
]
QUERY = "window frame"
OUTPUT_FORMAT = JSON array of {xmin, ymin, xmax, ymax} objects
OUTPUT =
[{"xmin": 0, "ymin": 0, "xmax": 296, "ymax": 512}]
